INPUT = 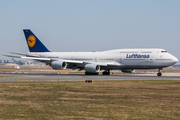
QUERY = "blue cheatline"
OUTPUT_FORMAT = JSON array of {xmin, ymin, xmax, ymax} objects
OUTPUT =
[{"xmin": 23, "ymin": 29, "xmax": 50, "ymax": 52}]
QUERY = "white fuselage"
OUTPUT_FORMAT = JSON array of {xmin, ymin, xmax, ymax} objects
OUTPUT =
[{"xmin": 27, "ymin": 48, "xmax": 178, "ymax": 70}]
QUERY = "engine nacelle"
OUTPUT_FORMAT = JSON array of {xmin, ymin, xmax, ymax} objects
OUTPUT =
[
  {"xmin": 84, "ymin": 64, "xmax": 100, "ymax": 73},
  {"xmin": 121, "ymin": 69, "xmax": 135, "ymax": 73},
  {"xmin": 51, "ymin": 60, "xmax": 67, "ymax": 70}
]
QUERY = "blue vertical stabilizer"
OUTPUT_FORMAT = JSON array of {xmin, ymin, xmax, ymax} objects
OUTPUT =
[{"xmin": 23, "ymin": 29, "xmax": 50, "ymax": 52}]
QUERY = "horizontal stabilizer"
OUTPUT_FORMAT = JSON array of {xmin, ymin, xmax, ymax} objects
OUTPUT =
[
  {"xmin": 9, "ymin": 52, "xmax": 40, "ymax": 57},
  {"xmin": 3, "ymin": 54, "xmax": 21, "ymax": 58}
]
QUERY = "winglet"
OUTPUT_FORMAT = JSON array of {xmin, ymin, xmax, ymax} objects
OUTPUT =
[{"xmin": 23, "ymin": 29, "xmax": 50, "ymax": 52}]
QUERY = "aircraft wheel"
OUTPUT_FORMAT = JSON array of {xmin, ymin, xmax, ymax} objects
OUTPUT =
[
  {"xmin": 94, "ymin": 73, "xmax": 99, "ymax": 75},
  {"xmin": 102, "ymin": 70, "xmax": 110, "ymax": 75},
  {"xmin": 157, "ymin": 72, "xmax": 162, "ymax": 76},
  {"xmin": 85, "ymin": 72, "xmax": 98, "ymax": 75},
  {"xmin": 157, "ymin": 69, "xmax": 162, "ymax": 76}
]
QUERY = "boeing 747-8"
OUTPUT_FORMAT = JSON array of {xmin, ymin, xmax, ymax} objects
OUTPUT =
[{"xmin": 5, "ymin": 29, "xmax": 178, "ymax": 76}]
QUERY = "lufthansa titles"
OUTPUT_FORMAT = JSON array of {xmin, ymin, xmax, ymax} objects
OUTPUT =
[{"xmin": 126, "ymin": 54, "xmax": 150, "ymax": 58}]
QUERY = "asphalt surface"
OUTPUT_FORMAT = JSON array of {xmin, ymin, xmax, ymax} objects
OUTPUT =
[{"xmin": 0, "ymin": 72, "xmax": 180, "ymax": 82}]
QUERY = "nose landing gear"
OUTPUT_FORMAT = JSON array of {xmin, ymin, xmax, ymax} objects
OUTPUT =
[{"xmin": 157, "ymin": 69, "xmax": 162, "ymax": 76}]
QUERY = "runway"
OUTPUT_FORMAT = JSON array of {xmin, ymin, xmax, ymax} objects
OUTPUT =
[{"xmin": 0, "ymin": 72, "xmax": 180, "ymax": 82}]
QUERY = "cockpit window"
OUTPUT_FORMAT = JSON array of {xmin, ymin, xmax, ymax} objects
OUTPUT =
[{"xmin": 161, "ymin": 51, "xmax": 167, "ymax": 53}]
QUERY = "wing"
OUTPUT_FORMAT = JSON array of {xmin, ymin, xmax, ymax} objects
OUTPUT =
[
  {"xmin": 3, "ymin": 54, "xmax": 123, "ymax": 70},
  {"xmin": 3, "ymin": 54, "xmax": 83, "ymax": 64}
]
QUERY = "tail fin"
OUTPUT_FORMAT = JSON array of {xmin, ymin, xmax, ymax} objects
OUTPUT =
[{"xmin": 23, "ymin": 29, "xmax": 50, "ymax": 52}]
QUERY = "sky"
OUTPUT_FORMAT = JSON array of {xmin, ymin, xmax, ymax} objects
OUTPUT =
[{"xmin": 0, "ymin": 0, "xmax": 180, "ymax": 64}]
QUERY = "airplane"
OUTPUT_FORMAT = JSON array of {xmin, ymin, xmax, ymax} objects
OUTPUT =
[{"xmin": 4, "ymin": 29, "xmax": 178, "ymax": 76}]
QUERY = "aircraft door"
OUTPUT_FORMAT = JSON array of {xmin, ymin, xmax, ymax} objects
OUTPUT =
[
  {"xmin": 119, "ymin": 55, "xmax": 123, "ymax": 63},
  {"xmin": 94, "ymin": 56, "xmax": 98, "ymax": 62},
  {"xmin": 149, "ymin": 58, "xmax": 153, "ymax": 63},
  {"xmin": 145, "ymin": 57, "xmax": 153, "ymax": 65}
]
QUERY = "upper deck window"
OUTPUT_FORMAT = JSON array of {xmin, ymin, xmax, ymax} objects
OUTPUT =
[{"xmin": 161, "ymin": 51, "xmax": 167, "ymax": 53}]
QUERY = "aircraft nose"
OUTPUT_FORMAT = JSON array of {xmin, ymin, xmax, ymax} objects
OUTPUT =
[
  {"xmin": 171, "ymin": 55, "xmax": 178, "ymax": 64},
  {"xmin": 173, "ymin": 56, "xmax": 178, "ymax": 63}
]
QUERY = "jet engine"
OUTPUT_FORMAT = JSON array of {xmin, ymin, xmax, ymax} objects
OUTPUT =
[
  {"xmin": 84, "ymin": 64, "xmax": 100, "ymax": 73},
  {"xmin": 121, "ymin": 69, "xmax": 135, "ymax": 73},
  {"xmin": 51, "ymin": 60, "xmax": 67, "ymax": 70}
]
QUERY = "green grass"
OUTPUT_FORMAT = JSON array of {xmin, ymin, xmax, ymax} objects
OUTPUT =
[{"xmin": 0, "ymin": 80, "xmax": 180, "ymax": 119}]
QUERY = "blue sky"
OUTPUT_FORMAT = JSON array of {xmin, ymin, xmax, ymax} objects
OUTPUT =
[{"xmin": 0, "ymin": 0, "xmax": 180, "ymax": 63}]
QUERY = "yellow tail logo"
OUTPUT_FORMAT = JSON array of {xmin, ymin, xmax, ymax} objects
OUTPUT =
[{"xmin": 27, "ymin": 35, "xmax": 36, "ymax": 47}]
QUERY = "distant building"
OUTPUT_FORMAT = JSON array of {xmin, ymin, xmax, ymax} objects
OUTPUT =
[{"xmin": 24, "ymin": 61, "xmax": 34, "ymax": 66}]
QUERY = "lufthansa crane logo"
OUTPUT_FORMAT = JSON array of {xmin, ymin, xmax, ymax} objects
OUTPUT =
[{"xmin": 27, "ymin": 35, "xmax": 36, "ymax": 47}]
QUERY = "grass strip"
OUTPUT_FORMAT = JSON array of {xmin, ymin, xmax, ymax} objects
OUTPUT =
[{"xmin": 0, "ymin": 80, "xmax": 179, "ymax": 119}]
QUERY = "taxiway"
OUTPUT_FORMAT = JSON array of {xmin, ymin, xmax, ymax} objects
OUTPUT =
[{"xmin": 0, "ymin": 72, "xmax": 180, "ymax": 82}]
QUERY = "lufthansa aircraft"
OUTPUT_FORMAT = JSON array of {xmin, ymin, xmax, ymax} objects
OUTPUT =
[{"xmin": 5, "ymin": 29, "xmax": 178, "ymax": 76}]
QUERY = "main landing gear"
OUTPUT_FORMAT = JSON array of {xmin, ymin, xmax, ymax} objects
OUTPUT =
[
  {"xmin": 102, "ymin": 70, "xmax": 110, "ymax": 75},
  {"xmin": 157, "ymin": 69, "xmax": 162, "ymax": 76}
]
